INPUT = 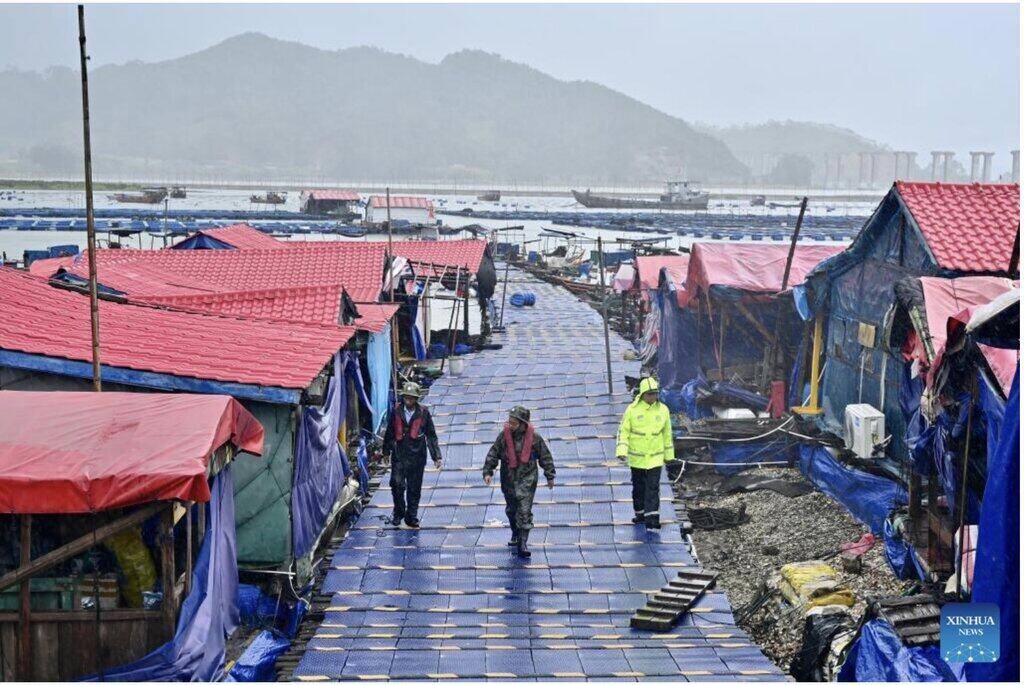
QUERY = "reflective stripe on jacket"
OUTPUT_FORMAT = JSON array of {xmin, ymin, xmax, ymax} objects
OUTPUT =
[{"xmin": 616, "ymin": 395, "xmax": 672, "ymax": 469}]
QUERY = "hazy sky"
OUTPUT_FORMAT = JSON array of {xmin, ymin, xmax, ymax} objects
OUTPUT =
[{"xmin": 1, "ymin": 3, "xmax": 1019, "ymax": 169}]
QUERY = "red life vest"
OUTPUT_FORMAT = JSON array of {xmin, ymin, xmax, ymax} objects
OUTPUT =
[
  {"xmin": 393, "ymin": 409, "xmax": 423, "ymax": 441},
  {"xmin": 502, "ymin": 422, "xmax": 535, "ymax": 469}
]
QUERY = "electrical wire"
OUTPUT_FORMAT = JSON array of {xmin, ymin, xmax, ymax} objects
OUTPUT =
[{"xmin": 675, "ymin": 415, "xmax": 796, "ymax": 443}]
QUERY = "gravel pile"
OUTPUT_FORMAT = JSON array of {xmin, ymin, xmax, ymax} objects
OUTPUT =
[{"xmin": 679, "ymin": 466, "xmax": 914, "ymax": 671}]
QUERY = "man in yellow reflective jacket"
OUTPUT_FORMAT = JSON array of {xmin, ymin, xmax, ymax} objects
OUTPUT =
[{"xmin": 616, "ymin": 377, "xmax": 672, "ymax": 530}]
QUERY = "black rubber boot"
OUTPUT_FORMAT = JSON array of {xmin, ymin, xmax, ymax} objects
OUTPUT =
[
  {"xmin": 508, "ymin": 526, "xmax": 519, "ymax": 547},
  {"xmin": 645, "ymin": 514, "xmax": 661, "ymax": 531},
  {"xmin": 632, "ymin": 512, "xmax": 644, "ymax": 524},
  {"xmin": 517, "ymin": 529, "xmax": 531, "ymax": 558}
]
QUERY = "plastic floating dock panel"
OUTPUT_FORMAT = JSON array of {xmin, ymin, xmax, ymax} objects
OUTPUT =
[{"xmin": 293, "ymin": 268, "xmax": 784, "ymax": 681}]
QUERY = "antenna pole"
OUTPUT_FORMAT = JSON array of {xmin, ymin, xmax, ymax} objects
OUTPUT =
[
  {"xmin": 78, "ymin": 4, "xmax": 101, "ymax": 391},
  {"xmin": 597, "ymin": 236, "xmax": 614, "ymax": 395}
]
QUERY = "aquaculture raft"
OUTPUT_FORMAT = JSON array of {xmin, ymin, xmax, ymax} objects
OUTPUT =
[{"xmin": 288, "ymin": 269, "xmax": 784, "ymax": 680}]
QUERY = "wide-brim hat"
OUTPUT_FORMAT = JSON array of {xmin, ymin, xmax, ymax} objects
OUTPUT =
[{"xmin": 400, "ymin": 382, "xmax": 423, "ymax": 398}]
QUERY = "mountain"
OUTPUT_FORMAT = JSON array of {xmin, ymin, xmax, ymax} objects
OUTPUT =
[{"xmin": 0, "ymin": 33, "xmax": 749, "ymax": 184}]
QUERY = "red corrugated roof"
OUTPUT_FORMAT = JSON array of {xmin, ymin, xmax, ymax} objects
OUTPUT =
[
  {"xmin": 305, "ymin": 238, "xmax": 488, "ymax": 276},
  {"xmin": 390, "ymin": 239, "xmax": 488, "ymax": 273},
  {"xmin": 304, "ymin": 189, "xmax": 360, "ymax": 202},
  {"xmin": 367, "ymin": 195, "xmax": 433, "ymax": 210},
  {"xmin": 680, "ymin": 242, "xmax": 844, "ymax": 307},
  {"xmin": 0, "ymin": 391, "xmax": 264, "ymax": 514},
  {"xmin": 143, "ymin": 285, "xmax": 348, "ymax": 326},
  {"xmin": 189, "ymin": 223, "xmax": 286, "ymax": 249},
  {"xmin": 0, "ymin": 267, "xmax": 353, "ymax": 389},
  {"xmin": 61, "ymin": 243, "xmax": 386, "ymax": 303},
  {"xmin": 28, "ymin": 254, "xmax": 76, "ymax": 277},
  {"xmin": 896, "ymin": 182, "xmax": 1020, "ymax": 273},
  {"xmin": 354, "ymin": 303, "xmax": 401, "ymax": 334},
  {"xmin": 635, "ymin": 255, "xmax": 690, "ymax": 291}
]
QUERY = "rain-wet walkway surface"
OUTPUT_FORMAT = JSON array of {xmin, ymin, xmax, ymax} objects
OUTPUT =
[{"xmin": 293, "ymin": 268, "xmax": 785, "ymax": 681}]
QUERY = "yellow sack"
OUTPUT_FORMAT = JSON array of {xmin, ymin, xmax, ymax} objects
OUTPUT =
[
  {"xmin": 779, "ymin": 561, "xmax": 854, "ymax": 610},
  {"xmin": 104, "ymin": 528, "xmax": 157, "ymax": 608}
]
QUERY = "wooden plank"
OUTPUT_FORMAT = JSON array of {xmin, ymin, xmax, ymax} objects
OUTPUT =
[
  {"xmin": 18, "ymin": 514, "xmax": 31, "ymax": 681},
  {"xmin": 0, "ymin": 503, "xmax": 167, "ymax": 594},
  {"xmin": 31, "ymin": 621, "xmax": 60, "ymax": 681},
  {"xmin": 0, "ymin": 609, "xmax": 162, "ymax": 623},
  {"xmin": 160, "ymin": 507, "xmax": 176, "ymax": 639}
]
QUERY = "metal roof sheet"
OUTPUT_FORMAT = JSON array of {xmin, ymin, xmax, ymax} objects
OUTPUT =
[
  {"xmin": 896, "ymin": 182, "xmax": 1020, "ymax": 273},
  {"xmin": 0, "ymin": 267, "xmax": 352, "ymax": 390},
  {"xmin": 304, "ymin": 189, "xmax": 361, "ymax": 202},
  {"xmin": 367, "ymin": 195, "xmax": 433, "ymax": 209},
  {"xmin": 61, "ymin": 243, "xmax": 386, "ymax": 303}
]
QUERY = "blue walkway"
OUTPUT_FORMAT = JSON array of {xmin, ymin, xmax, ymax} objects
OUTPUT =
[{"xmin": 293, "ymin": 269, "xmax": 784, "ymax": 681}]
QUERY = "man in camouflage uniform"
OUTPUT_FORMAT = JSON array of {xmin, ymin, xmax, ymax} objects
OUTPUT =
[{"xmin": 482, "ymin": 406, "xmax": 556, "ymax": 558}]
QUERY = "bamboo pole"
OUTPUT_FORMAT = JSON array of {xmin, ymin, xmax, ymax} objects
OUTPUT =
[
  {"xmin": 384, "ymin": 186, "xmax": 400, "ymax": 398},
  {"xmin": 596, "ymin": 237, "xmax": 614, "ymax": 395},
  {"xmin": 780, "ymin": 196, "xmax": 809, "ymax": 291},
  {"xmin": 78, "ymin": 4, "xmax": 101, "ymax": 391}
]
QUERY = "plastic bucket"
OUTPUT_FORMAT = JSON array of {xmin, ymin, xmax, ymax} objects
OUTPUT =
[{"xmin": 448, "ymin": 358, "xmax": 466, "ymax": 376}]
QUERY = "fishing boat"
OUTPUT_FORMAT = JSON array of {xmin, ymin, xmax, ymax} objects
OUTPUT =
[
  {"xmin": 572, "ymin": 180, "xmax": 710, "ymax": 210},
  {"xmin": 250, "ymin": 190, "xmax": 287, "ymax": 205},
  {"xmin": 750, "ymin": 195, "xmax": 766, "ymax": 207},
  {"xmin": 109, "ymin": 187, "xmax": 168, "ymax": 204},
  {"xmin": 169, "ymin": 186, "xmax": 187, "ymax": 199},
  {"xmin": 477, "ymin": 190, "xmax": 501, "ymax": 202},
  {"xmin": 767, "ymin": 199, "xmax": 804, "ymax": 209},
  {"xmin": 334, "ymin": 224, "xmax": 368, "ymax": 238}
]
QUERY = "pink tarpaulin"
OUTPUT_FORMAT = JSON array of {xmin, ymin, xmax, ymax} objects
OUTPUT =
[
  {"xmin": 919, "ymin": 276, "xmax": 1016, "ymax": 360},
  {"xmin": 635, "ymin": 255, "xmax": 689, "ymax": 292},
  {"xmin": 612, "ymin": 264, "xmax": 635, "ymax": 293},
  {"xmin": 927, "ymin": 286, "xmax": 1020, "ymax": 395},
  {"xmin": 679, "ymin": 243, "xmax": 843, "ymax": 307},
  {"xmin": 0, "ymin": 392, "xmax": 263, "ymax": 513}
]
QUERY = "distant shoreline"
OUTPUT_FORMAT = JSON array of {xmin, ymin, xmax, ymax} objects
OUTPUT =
[{"xmin": 1, "ymin": 178, "xmax": 887, "ymax": 202}]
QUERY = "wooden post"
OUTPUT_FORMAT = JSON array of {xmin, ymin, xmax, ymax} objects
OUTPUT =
[
  {"xmin": 780, "ymin": 196, "xmax": 809, "ymax": 292},
  {"xmin": 1009, "ymin": 223, "xmax": 1020, "ymax": 275},
  {"xmin": 954, "ymin": 383, "xmax": 975, "ymax": 598},
  {"xmin": 498, "ymin": 254, "xmax": 511, "ymax": 327},
  {"xmin": 463, "ymin": 283, "xmax": 470, "ymax": 338},
  {"xmin": 18, "ymin": 515, "xmax": 31, "ymax": 681},
  {"xmin": 596, "ymin": 237, "xmax": 614, "ymax": 396},
  {"xmin": 184, "ymin": 506, "xmax": 193, "ymax": 596},
  {"xmin": 160, "ymin": 507, "xmax": 176, "ymax": 638},
  {"xmin": 78, "ymin": 4, "xmax": 101, "ymax": 391}
]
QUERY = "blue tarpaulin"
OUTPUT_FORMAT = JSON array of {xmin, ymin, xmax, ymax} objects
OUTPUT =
[
  {"xmin": 965, "ymin": 369, "xmax": 1019, "ymax": 682},
  {"xmin": 838, "ymin": 619, "xmax": 961, "ymax": 682},
  {"xmin": 89, "ymin": 469, "xmax": 239, "ymax": 681},
  {"xmin": 367, "ymin": 324, "xmax": 393, "ymax": 433},
  {"xmin": 355, "ymin": 437, "xmax": 370, "ymax": 495},
  {"xmin": 291, "ymin": 353, "xmax": 347, "ymax": 559},
  {"xmin": 805, "ymin": 189, "xmax": 938, "ymax": 463},
  {"xmin": 882, "ymin": 518, "xmax": 927, "ymax": 580},
  {"xmin": 171, "ymin": 233, "xmax": 235, "ymax": 250},
  {"xmin": 797, "ymin": 445, "xmax": 907, "ymax": 535},
  {"xmin": 225, "ymin": 630, "xmax": 291, "ymax": 682}
]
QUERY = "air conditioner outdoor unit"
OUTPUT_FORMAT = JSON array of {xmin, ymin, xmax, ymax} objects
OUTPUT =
[{"xmin": 844, "ymin": 404, "xmax": 886, "ymax": 459}]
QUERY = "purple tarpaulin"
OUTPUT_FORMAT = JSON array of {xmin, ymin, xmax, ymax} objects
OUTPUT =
[{"xmin": 291, "ymin": 353, "xmax": 347, "ymax": 559}]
